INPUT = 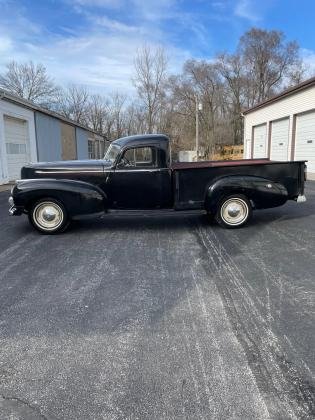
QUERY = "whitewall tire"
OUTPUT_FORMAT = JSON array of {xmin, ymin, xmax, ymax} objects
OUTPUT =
[
  {"xmin": 29, "ymin": 198, "xmax": 69, "ymax": 234},
  {"xmin": 215, "ymin": 195, "xmax": 252, "ymax": 228}
]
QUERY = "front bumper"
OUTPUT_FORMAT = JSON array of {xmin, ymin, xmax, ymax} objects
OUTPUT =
[
  {"xmin": 8, "ymin": 195, "xmax": 23, "ymax": 216},
  {"xmin": 296, "ymin": 194, "xmax": 307, "ymax": 203},
  {"xmin": 8, "ymin": 196, "xmax": 14, "ymax": 206},
  {"xmin": 9, "ymin": 205, "xmax": 23, "ymax": 216}
]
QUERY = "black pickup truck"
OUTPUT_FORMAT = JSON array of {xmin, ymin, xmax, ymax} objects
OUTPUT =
[{"xmin": 9, "ymin": 134, "xmax": 307, "ymax": 234}]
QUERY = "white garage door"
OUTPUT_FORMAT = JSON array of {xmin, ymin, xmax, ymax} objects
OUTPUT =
[
  {"xmin": 4, "ymin": 115, "xmax": 30, "ymax": 180},
  {"xmin": 270, "ymin": 118, "xmax": 290, "ymax": 161},
  {"xmin": 253, "ymin": 124, "xmax": 267, "ymax": 158},
  {"xmin": 295, "ymin": 112, "xmax": 315, "ymax": 173}
]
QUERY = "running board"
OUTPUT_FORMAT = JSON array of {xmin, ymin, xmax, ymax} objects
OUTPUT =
[{"xmin": 106, "ymin": 209, "xmax": 205, "ymax": 217}]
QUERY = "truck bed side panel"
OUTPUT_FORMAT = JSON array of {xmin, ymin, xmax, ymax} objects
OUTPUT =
[{"xmin": 173, "ymin": 161, "xmax": 305, "ymax": 210}]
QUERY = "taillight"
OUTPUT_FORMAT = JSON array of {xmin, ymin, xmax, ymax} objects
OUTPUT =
[{"xmin": 304, "ymin": 164, "xmax": 307, "ymax": 181}]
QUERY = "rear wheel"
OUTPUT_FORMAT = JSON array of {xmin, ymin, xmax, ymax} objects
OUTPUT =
[
  {"xmin": 28, "ymin": 198, "xmax": 69, "ymax": 234},
  {"xmin": 215, "ymin": 195, "xmax": 252, "ymax": 228}
]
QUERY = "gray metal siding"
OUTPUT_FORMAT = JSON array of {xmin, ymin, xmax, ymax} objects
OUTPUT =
[
  {"xmin": 76, "ymin": 127, "xmax": 89, "ymax": 159},
  {"xmin": 35, "ymin": 112, "xmax": 61, "ymax": 161}
]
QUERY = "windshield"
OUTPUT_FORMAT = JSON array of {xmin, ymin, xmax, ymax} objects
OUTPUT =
[{"xmin": 104, "ymin": 144, "xmax": 121, "ymax": 164}]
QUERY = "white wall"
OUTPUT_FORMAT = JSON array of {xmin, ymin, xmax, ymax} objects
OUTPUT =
[
  {"xmin": 243, "ymin": 85, "xmax": 315, "ymax": 177},
  {"xmin": 0, "ymin": 99, "xmax": 37, "ymax": 184},
  {"xmin": 178, "ymin": 150, "xmax": 197, "ymax": 162}
]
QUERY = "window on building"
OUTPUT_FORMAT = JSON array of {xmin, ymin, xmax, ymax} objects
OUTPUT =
[
  {"xmin": 88, "ymin": 140, "xmax": 95, "ymax": 159},
  {"xmin": 6, "ymin": 143, "xmax": 27, "ymax": 154}
]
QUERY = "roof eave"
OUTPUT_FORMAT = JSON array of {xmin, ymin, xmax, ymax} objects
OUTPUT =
[
  {"xmin": 0, "ymin": 89, "xmax": 105, "ymax": 138},
  {"xmin": 243, "ymin": 76, "xmax": 315, "ymax": 115}
]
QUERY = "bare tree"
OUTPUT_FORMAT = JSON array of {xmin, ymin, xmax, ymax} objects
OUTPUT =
[
  {"xmin": 0, "ymin": 61, "xmax": 58, "ymax": 105},
  {"xmin": 57, "ymin": 85, "xmax": 89, "ymax": 124},
  {"xmin": 133, "ymin": 45, "xmax": 168, "ymax": 132},
  {"xmin": 238, "ymin": 28, "xmax": 304, "ymax": 105},
  {"xmin": 167, "ymin": 60, "xmax": 228, "ymax": 154},
  {"xmin": 216, "ymin": 53, "xmax": 246, "ymax": 144},
  {"xmin": 86, "ymin": 94, "xmax": 108, "ymax": 133},
  {"xmin": 109, "ymin": 93, "xmax": 127, "ymax": 139}
]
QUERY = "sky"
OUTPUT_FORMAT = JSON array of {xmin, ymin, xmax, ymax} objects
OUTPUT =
[{"xmin": 0, "ymin": 0, "xmax": 315, "ymax": 94}]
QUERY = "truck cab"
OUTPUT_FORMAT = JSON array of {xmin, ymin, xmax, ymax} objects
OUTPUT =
[{"xmin": 104, "ymin": 135, "xmax": 172, "ymax": 209}]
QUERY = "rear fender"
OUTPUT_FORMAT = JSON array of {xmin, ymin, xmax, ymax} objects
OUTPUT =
[
  {"xmin": 12, "ymin": 179, "xmax": 108, "ymax": 217},
  {"xmin": 204, "ymin": 175, "xmax": 288, "ymax": 212}
]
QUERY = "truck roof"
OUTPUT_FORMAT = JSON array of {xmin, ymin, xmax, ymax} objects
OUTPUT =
[{"xmin": 114, "ymin": 134, "xmax": 169, "ymax": 148}]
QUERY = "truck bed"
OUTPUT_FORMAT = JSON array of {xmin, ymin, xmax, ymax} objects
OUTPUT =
[{"xmin": 172, "ymin": 159, "xmax": 306, "ymax": 210}]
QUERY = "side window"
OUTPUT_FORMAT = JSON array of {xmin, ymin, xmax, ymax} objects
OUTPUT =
[{"xmin": 120, "ymin": 147, "xmax": 156, "ymax": 168}]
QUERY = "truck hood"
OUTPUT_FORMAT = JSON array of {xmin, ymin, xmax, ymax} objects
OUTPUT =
[{"xmin": 21, "ymin": 159, "xmax": 113, "ymax": 179}]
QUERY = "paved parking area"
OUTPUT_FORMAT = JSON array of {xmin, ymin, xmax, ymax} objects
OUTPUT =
[{"xmin": 0, "ymin": 183, "xmax": 314, "ymax": 419}]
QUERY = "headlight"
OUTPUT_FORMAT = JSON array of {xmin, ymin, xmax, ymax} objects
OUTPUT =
[{"xmin": 8, "ymin": 196, "xmax": 14, "ymax": 206}]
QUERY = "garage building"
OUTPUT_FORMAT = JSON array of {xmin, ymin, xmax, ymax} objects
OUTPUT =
[
  {"xmin": 0, "ymin": 90, "xmax": 106, "ymax": 185},
  {"xmin": 243, "ymin": 76, "xmax": 315, "ymax": 179}
]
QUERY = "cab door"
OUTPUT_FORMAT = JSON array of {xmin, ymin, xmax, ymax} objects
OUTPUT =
[{"xmin": 108, "ymin": 146, "xmax": 162, "ymax": 209}]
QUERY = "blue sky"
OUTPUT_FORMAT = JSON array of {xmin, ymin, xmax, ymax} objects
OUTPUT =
[{"xmin": 0, "ymin": 0, "xmax": 314, "ymax": 94}]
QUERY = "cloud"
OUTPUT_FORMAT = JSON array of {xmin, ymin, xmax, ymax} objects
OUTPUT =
[
  {"xmin": 0, "ymin": 21, "xmax": 190, "ymax": 95},
  {"xmin": 71, "ymin": 0, "xmax": 124, "ymax": 8},
  {"xmin": 92, "ymin": 16, "xmax": 137, "ymax": 32},
  {"xmin": 234, "ymin": 0, "xmax": 260, "ymax": 21},
  {"xmin": 0, "ymin": 0, "xmax": 199, "ymax": 95},
  {"xmin": 0, "ymin": 35, "xmax": 12, "ymax": 53},
  {"xmin": 131, "ymin": 0, "xmax": 177, "ymax": 20},
  {"xmin": 301, "ymin": 48, "xmax": 315, "ymax": 76}
]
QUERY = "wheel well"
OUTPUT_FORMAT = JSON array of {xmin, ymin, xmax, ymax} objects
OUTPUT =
[
  {"xmin": 205, "ymin": 188, "xmax": 253, "ymax": 213},
  {"xmin": 25, "ymin": 195, "xmax": 65, "ymax": 213}
]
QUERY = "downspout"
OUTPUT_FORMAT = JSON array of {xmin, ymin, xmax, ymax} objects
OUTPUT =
[
  {"xmin": 0, "ymin": 92, "xmax": 6, "ymax": 181},
  {"xmin": 240, "ymin": 112, "xmax": 245, "ymax": 159},
  {"xmin": 33, "ymin": 112, "xmax": 39, "ymax": 162}
]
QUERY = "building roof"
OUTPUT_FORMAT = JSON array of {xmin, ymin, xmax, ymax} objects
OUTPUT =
[
  {"xmin": 0, "ymin": 88, "xmax": 104, "ymax": 138},
  {"xmin": 243, "ymin": 76, "xmax": 315, "ymax": 115}
]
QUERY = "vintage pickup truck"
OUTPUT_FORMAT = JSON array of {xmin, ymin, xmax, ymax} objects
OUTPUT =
[{"xmin": 9, "ymin": 134, "xmax": 307, "ymax": 234}]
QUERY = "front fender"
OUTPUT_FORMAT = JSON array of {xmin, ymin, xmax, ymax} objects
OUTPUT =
[
  {"xmin": 12, "ymin": 179, "xmax": 108, "ymax": 217},
  {"xmin": 204, "ymin": 175, "xmax": 288, "ymax": 212}
]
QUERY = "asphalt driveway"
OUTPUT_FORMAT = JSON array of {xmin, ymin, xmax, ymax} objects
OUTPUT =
[{"xmin": 0, "ymin": 183, "xmax": 314, "ymax": 419}]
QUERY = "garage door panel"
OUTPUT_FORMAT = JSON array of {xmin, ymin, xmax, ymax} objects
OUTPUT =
[
  {"xmin": 4, "ymin": 115, "xmax": 30, "ymax": 181},
  {"xmin": 270, "ymin": 118, "xmax": 289, "ymax": 161},
  {"xmin": 253, "ymin": 124, "xmax": 267, "ymax": 158},
  {"xmin": 295, "ymin": 112, "xmax": 315, "ymax": 173}
]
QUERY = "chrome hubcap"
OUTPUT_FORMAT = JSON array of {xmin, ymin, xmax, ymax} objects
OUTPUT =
[
  {"xmin": 221, "ymin": 198, "xmax": 248, "ymax": 226},
  {"xmin": 33, "ymin": 202, "xmax": 64, "ymax": 231}
]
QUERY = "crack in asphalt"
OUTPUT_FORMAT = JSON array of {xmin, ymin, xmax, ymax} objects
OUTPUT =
[
  {"xmin": 194, "ymin": 223, "xmax": 315, "ymax": 420},
  {"xmin": 0, "ymin": 393, "xmax": 52, "ymax": 420}
]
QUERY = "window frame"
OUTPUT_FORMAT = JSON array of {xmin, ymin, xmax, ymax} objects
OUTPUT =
[{"xmin": 117, "ymin": 146, "xmax": 158, "ymax": 169}]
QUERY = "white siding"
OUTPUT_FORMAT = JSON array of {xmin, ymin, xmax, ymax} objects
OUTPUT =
[
  {"xmin": 295, "ymin": 111, "xmax": 315, "ymax": 173},
  {"xmin": 0, "ymin": 99, "xmax": 37, "ymax": 184},
  {"xmin": 244, "ymin": 84, "xmax": 315, "ymax": 177},
  {"xmin": 253, "ymin": 124, "xmax": 267, "ymax": 158},
  {"xmin": 270, "ymin": 118, "xmax": 290, "ymax": 161}
]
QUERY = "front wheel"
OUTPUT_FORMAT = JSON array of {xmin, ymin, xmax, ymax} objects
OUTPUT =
[
  {"xmin": 28, "ymin": 198, "xmax": 69, "ymax": 234},
  {"xmin": 215, "ymin": 195, "xmax": 252, "ymax": 228}
]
